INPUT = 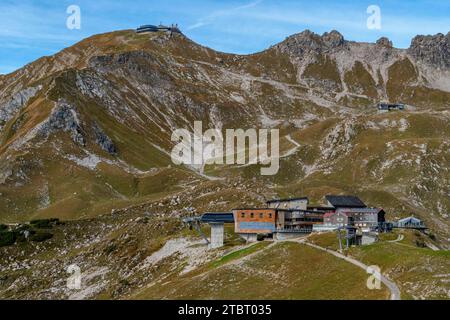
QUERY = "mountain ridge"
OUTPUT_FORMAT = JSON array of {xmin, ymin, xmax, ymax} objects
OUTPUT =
[
  {"xmin": 2, "ymin": 28, "xmax": 450, "ymax": 78},
  {"xmin": 0, "ymin": 28, "xmax": 450, "ymax": 248}
]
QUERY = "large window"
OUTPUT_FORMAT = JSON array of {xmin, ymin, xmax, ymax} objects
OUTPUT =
[
  {"xmin": 260, "ymin": 213, "xmax": 264, "ymax": 219},
  {"xmin": 241, "ymin": 212, "xmax": 245, "ymax": 219},
  {"xmin": 250, "ymin": 213, "xmax": 254, "ymax": 218}
]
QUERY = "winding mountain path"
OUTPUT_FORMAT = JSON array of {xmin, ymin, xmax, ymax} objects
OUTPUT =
[
  {"xmin": 303, "ymin": 241, "xmax": 401, "ymax": 300},
  {"xmin": 388, "ymin": 234, "xmax": 405, "ymax": 243}
]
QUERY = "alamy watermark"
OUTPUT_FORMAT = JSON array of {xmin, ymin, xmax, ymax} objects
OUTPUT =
[
  {"xmin": 66, "ymin": 5, "xmax": 81, "ymax": 30},
  {"xmin": 65, "ymin": 4, "xmax": 381, "ymax": 32},
  {"xmin": 171, "ymin": 122, "xmax": 280, "ymax": 176},
  {"xmin": 67, "ymin": 264, "xmax": 82, "ymax": 290},
  {"xmin": 367, "ymin": 5, "xmax": 382, "ymax": 30},
  {"xmin": 366, "ymin": 265, "xmax": 382, "ymax": 290}
]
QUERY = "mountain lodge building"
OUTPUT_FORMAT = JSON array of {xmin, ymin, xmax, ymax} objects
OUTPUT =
[{"xmin": 189, "ymin": 195, "xmax": 395, "ymax": 248}]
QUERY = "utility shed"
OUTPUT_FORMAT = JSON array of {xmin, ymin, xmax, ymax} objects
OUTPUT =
[{"xmin": 326, "ymin": 195, "xmax": 367, "ymax": 209}]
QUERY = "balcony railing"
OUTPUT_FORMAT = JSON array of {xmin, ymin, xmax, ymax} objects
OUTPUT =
[{"xmin": 276, "ymin": 228, "xmax": 313, "ymax": 234}]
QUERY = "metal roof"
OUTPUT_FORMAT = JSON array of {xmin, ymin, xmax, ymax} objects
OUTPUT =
[
  {"xmin": 398, "ymin": 216, "xmax": 423, "ymax": 224},
  {"xmin": 138, "ymin": 25, "xmax": 158, "ymax": 29},
  {"xmin": 326, "ymin": 195, "xmax": 367, "ymax": 208},
  {"xmin": 201, "ymin": 212, "xmax": 234, "ymax": 223}
]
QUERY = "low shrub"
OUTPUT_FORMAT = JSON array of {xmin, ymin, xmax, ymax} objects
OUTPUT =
[
  {"xmin": 15, "ymin": 224, "xmax": 32, "ymax": 232},
  {"xmin": 30, "ymin": 219, "xmax": 60, "ymax": 229},
  {"xmin": 14, "ymin": 229, "xmax": 35, "ymax": 243},
  {"xmin": 104, "ymin": 243, "xmax": 118, "ymax": 254},
  {"xmin": 415, "ymin": 239, "xmax": 426, "ymax": 248},
  {"xmin": 0, "ymin": 224, "xmax": 7, "ymax": 232},
  {"xmin": 0, "ymin": 231, "xmax": 16, "ymax": 247},
  {"xmin": 257, "ymin": 234, "xmax": 267, "ymax": 241},
  {"xmin": 30, "ymin": 232, "xmax": 53, "ymax": 243}
]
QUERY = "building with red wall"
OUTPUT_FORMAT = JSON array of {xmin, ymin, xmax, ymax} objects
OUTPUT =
[{"xmin": 232, "ymin": 208, "xmax": 277, "ymax": 242}]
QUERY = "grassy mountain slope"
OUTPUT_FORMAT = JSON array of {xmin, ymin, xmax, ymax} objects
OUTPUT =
[{"xmin": 309, "ymin": 230, "xmax": 450, "ymax": 299}]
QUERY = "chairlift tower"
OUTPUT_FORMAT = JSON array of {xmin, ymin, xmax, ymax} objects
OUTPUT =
[
  {"xmin": 182, "ymin": 213, "xmax": 234, "ymax": 249},
  {"xmin": 337, "ymin": 217, "xmax": 359, "ymax": 250}
]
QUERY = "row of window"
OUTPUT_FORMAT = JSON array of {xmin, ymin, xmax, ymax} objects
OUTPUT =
[
  {"xmin": 286, "ymin": 217, "xmax": 323, "ymax": 223},
  {"xmin": 324, "ymin": 223, "xmax": 369, "ymax": 227},
  {"xmin": 327, "ymin": 217, "xmax": 371, "ymax": 222},
  {"xmin": 240, "ymin": 212, "xmax": 273, "ymax": 219}
]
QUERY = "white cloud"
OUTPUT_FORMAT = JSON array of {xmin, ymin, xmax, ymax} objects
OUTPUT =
[{"xmin": 187, "ymin": 0, "xmax": 263, "ymax": 30}]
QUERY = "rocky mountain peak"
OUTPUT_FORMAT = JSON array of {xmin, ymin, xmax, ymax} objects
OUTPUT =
[
  {"xmin": 408, "ymin": 32, "xmax": 450, "ymax": 68},
  {"xmin": 376, "ymin": 37, "xmax": 393, "ymax": 48},
  {"xmin": 322, "ymin": 30, "xmax": 345, "ymax": 48},
  {"xmin": 276, "ymin": 29, "xmax": 346, "ymax": 56}
]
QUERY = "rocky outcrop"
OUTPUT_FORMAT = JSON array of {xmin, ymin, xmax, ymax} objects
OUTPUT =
[
  {"xmin": 89, "ymin": 51, "xmax": 172, "ymax": 87},
  {"xmin": 88, "ymin": 51, "xmax": 156, "ymax": 71},
  {"xmin": 276, "ymin": 30, "xmax": 346, "ymax": 56},
  {"xmin": 321, "ymin": 120, "xmax": 356, "ymax": 160},
  {"xmin": 322, "ymin": 30, "xmax": 345, "ymax": 48},
  {"xmin": 376, "ymin": 37, "xmax": 393, "ymax": 48},
  {"xmin": 0, "ymin": 86, "xmax": 42, "ymax": 131},
  {"xmin": 40, "ymin": 101, "xmax": 85, "ymax": 146},
  {"xmin": 92, "ymin": 122, "xmax": 117, "ymax": 155},
  {"xmin": 408, "ymin": 32, "xmax": 450, "ymax": 68}
]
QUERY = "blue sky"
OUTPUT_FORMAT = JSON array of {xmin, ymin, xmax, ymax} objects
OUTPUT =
[{"xmin": 0, "ymin": 0, "xmax": 449, "ymax": 74}]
